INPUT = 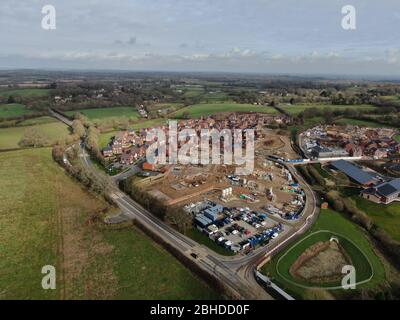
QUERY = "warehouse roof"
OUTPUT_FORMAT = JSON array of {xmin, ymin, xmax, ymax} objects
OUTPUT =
[
  {"xmin": 331, "ymin": 160, "xmax": 376, "ymax": 185},
  {"xmin": 375, "ymin": 178, "xmax": 400, "ymax": 197}
]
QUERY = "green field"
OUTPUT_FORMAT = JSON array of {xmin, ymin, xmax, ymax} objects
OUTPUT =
[
  {"xmin": 280, "ymin": 104, "xmax": 377, "ymax": 115},
  {"xmin": 0, "ymin": 103, "xmax": 37, "ymax": 118},
  {"xmin": 274, "ymin": 231, "xmax": 373, "ymax": 288},
  {"xmin": 146, "ymin": 102, "xmax": 183, "ymax": 111},
  {"xmin": 18, "ymin": 116, "xmax": 57, "ymax": 126},
  {"xmin": 351, "ymin": 196, "xmax": 400, "ymax": 242},
  {"xmin": 171, "ymin": 103, "xmax": 277, "ymax": 118},
  {"xmin": 103, "ymin": 229, "xmax": 219, "ymax": 299},
  {"xmin": 201, "ymin": 91, "xmax": 230, "ymax": 103},
  {"xmin": 261, "ymin": 209, "xmax": 385, "ymax": 299},
  {"xmin": 380, "ymin": 96, "xmax": 400, "ymax": 103},
  {"xmin": 0, "ymin": 88, "xmax": 50, "ymax": 98},
  {"xmin": 175, "ymin": 85, "xmax": 205, "ymax": 98},
  {"xmin": 66, "ymin": 106, "xmax": 139, "ymax": 121},
  {"xmin": 0, "ymin": 148, "xmax": 218, "ymax": 299},
  {"xmin": 0, "ymin": 122, "xmax": 71, "ymax": 149}
]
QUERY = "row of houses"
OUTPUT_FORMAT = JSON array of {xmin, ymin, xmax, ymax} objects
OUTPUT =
[
  {"xmin": 362, "ymin": 179, "xmax": 400, "ymax": 204},
  {"xmin": 330, "ymin": 160, "xmax": 400, "ymax": 204},
  {"xmin": 102, "ymin": 130, "xmax": 147, "ymax": 165},
  {"xmin": 303, "ymin": 125, "xmax": 400, "ymax": 160},
  {"xmin": 137, "ymin": 104, "xmax": 148, "ymax": 118},
  {"xmin": 101, "ymin": 112, "xmax": 287, "ymax": 166}
]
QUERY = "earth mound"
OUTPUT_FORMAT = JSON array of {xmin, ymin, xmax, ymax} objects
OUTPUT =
[{"xmin": 290, "ymin": 240, "xmax": 351, "ymax": 283}]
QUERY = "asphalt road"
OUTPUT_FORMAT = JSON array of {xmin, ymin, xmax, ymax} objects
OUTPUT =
[{"xmin": 52, "ymin": 110, "xmax": 319, "ymax": 300}]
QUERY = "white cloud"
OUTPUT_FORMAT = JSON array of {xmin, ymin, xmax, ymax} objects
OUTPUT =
[{"xmin": 0, "ymin": 0, "xmax": 399, "ymax": 75}]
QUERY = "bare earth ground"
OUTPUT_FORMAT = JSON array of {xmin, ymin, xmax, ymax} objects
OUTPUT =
[
  {"xmin": 143, "ymin": 137, "xmax": 300, "ymax": 213},
  {"xmin": 291, "ymin": 241, "xmax": 350, "ymax": 283}
]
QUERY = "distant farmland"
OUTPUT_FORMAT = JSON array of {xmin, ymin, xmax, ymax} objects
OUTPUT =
[
  {"xmin": 0, "ymin": 103, "xmax": 38, "ymax": 118},
  {"xmin": 280, "ymin": 104, "xmax": 377, "ymax": 115},
  {"xmin": 0, "ymin": 88, "xmax": 50, "ymax": 98},
  {"xmin": 171, "ymin": 103, "xmax": 278, "ymax": 119},
  {"xmin": 0, "ymin": 121, "xmax": 71, "ymax": 150},
  {"xmin": 66, "ymin": 106, "xmax": 139, "ymax": 121}
]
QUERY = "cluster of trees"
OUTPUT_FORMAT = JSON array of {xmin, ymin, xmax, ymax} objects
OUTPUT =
[
  {"xmin": 307, "ymin": 165, "xmax": 326, "ymax": 187},
  {"xmin": 165, "ymin": 207, "xmax": 193, "ymax": 235},
  {"xmin": 325, "ymin": 190, "xmax": 373, "ymax": 230},
  {"xmin": 0, "ymin": 111, "xmax": 47, "ymax": 127},
  {"xmin": 71, "ymin": 119, "xmax": 85, "ymax": 138},
  {"xmin": 70, "ymin": 113, "xmax": 104, "ymax": 165},
  {"xmin": 86, "ymin": 125, "xmax": 102, "ymax": 163},
  {"xmin": 51, "ymin": 80, "xmax": 179, "ymax": 112},
  {"xmin": 293, "ymin": 105, "xmax": 398, "ymax": 126},
  {"xmin": 296, "ymin": 166, "xmax": 317, "ymax": 186},
  {"xmin": 18, "ymin": 127, "xmax": 49, "ymax": 148},
  {"xmin": 297, "ymin": 162, "xmax": 400, "ymax": 271},
  {"xmin": 231, "ymin": 91, "xmax": 259, "ymax": 104},
  {"xmin": 51, "ymin": 142, "xmax": 65, "ymax": 163},
  {"xmin": 121, "ymin": 179, "xmax": 167, "ymax": 220},
  {"xmin": 121, "ymin": 178, "xmax": 192, "ymax": 234},
  {"xmin": 323, "ymin": 189, "xmax": 400, "ymax": 269},
  {"xmin": 348, "ymin": 112, "xmax": 400, "ymax": 128},
  {"xmin": 7, "ymin": 95, "xmax": 15, "ymax": 104},
  {"xmin": 52, "ymin": 143, "xmax": 107, "ymax": 195},
  {"xmin": 0, "ymin": 91, "xmax": 52, "ymax": 113},
  {"xmin": 96, "ymin": 117, "xmax": 131, "ymax": 132}
]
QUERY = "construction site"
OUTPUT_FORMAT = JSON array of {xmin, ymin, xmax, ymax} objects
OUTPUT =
[{"xmin": 133, "ymin": 130, "xmax": 305, "ymax": 253}]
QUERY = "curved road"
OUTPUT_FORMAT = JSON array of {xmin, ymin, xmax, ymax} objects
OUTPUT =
[{"xmin": 52, "ymin": 109, "xmax": 319, "ymax": 300}]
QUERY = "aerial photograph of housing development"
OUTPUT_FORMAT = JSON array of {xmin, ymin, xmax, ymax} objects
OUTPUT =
[{"xmin": 1, "ymin": 0, "xmax": 400, "ymax": 311}]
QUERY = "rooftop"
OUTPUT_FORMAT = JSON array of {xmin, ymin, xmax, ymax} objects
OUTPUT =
[
  {"xmin": 331, "ymin": 160, "xmax": 376, "ymax": 185},
  {"xmin": 375, "ymin": 178, "xmax": 400, "ymax": 197}
]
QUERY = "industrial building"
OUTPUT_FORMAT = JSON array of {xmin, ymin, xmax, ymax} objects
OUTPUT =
[
  {"xmin": 361, "ymin": 178, "xmax": 400, "ymax": 204},
  {"xmin": 330, "ymin": 160, "xmax": 378, "ymax": 186},
  {"xmin": 310, "ymin": 145, "xmax": 349, "ymax": 159}
]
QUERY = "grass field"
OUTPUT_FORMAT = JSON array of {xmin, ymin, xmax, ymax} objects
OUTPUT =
[
  {"xmin": 274, "ymin": 231, "xmax": 373, "ymax": 288},
  {"xmin": 0, "ymin": 88, "xmax": 50, "ymax": 98},
  {"xmin": 0, "ymin": 148, "xmax": 218, "ymax": 299},
  {"xmin": 175, "ymin": 85, "xmax": 205, "ymax": 98},
  {"xmin": 280, "ymin": 104, "xmax": 377, "ymax": 115},
  {"xmin": 103, "ymin": 229, "xmax": 219, "ymax": 299},
  {"xmin": 18, "ymin": 116, "xmax": 57, "ymax": 126},
  {"xmin": 261, "ymin": 209, "xmax": 385, "ymax": 299},
  {"xmin": 200, "ymin": 92, "xmax": 230, "ymax": 103},
  {"xmin": 171, "ymin": 103, "xmax": 277, "ymax": 119},
  {"xmin": 146, "ymin": 102, "xmax": 183, "ymax": 111},
  {"xmin": 0, "ymin": 103, "xmax": 36, "ymax": 118},
  {"xmin": 380, "ymin": 96, "xmax": 400, "ymax": 103},
  {"xmin": 66, "ymin": 106, "xmax": 139, "ymax": 121},
  {"xmin": 0, "ymin": 122, "xmax": 71, "ymax": 150},
  {"xmin": 351, "ymin": 196, "xmax": 400, "ymax": 242}
]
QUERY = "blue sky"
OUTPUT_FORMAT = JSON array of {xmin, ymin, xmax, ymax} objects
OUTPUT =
[{"xmin": 1, "ymin": 0, "xmax": 400, "ymax": 76}]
